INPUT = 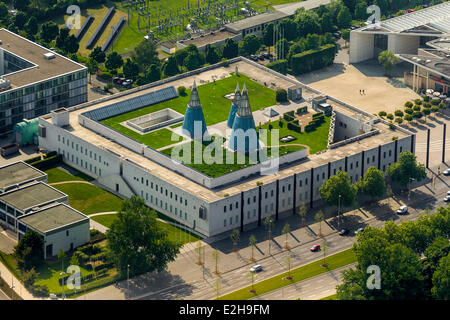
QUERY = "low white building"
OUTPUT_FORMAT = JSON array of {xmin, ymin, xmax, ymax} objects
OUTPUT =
[{"xmin": 17, "ymin": 203, "xmax": 90, "ymax": 259}]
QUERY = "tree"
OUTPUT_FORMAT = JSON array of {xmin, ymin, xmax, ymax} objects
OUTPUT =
[
  {"xmin": 305, "ymin": 34, "xmax": 319, "ymax": 50},
  {"xmin": 89, "ymin": 46, "xmax": 106, "ymax": 64},
  {"xmin": 205, "ymin": 44, "xmax": 220, "ymax": 65},
  {"xmin": 358, "ymin": 166, "xmax": 386, "ymax": 198},
  {"xmin": 14, "ymin": 0, "xmax": 30, "ymax": 12},
  {"xmin": 262, "ymin": 22, "xmax": 274, "ymax": 46},
  {"xmin": 275, "ymin": 38, "xmax": 289, "ymax": 60},
  {"xmin": 22, "ymin": 268, "xmax": 38, "ymax": 288},
  {"xmin": 65, "ymin": 35, "xmax": 79, "ymax": 54},
  {"xmin": 279, "ymin": 18, "xmax": 298, "ymax": 41},
  {"xmin": 145, "ymin": 64, "xmax": 161, "ymax": 83},
  {"xmin": 298, "ymin": 203, "xmax": 307, "ymax": 228},
  {"xmin": 431, "ymin": 252, "xmax": 450, "ymax": 299},
  {"xmin": 105, "ymin": 52, "xmax": 124, "ymax": 72},
  {"xmin": 314, "ymin": 210, "xmax": 325, "ymax": 237},
  {"xmin": 319, "ymin": 171, "xmax": 357, "ymax": 208},
  {"xmin": 386, "ymin": 183, "xmax": 393, "ymax": 206},
  {"xmin": 322, "ymin": 239, "xmax": 328, "ymax": 267},
  {"xmin": 58, "ymin": 249, "xmax": 66, "ymax": 275},
  {"xmin": 285, "ymin": 253, "xmax": 292, "ymax": 280},
  {"xmin": 378, "ymin": 50, "xmax": 399, "ymax": 77},
  {"xmin": 276, "ymin": 88, "xmax": 288, "ymax": 103},
  {"xmin": 162, "ymin": 56, "xmax": 179, "ymax": 77},
  {"xmin": 132, "ymin": 38, "xmax": 160, "ymax": 72},
  {"xmin": 337, "ymin": 6, "xmax": 352, "ymax": 28},
  {"xmin": 249, "ymin": 235, "xmax": 257, "ymax": 262},
  {"xmin": 230, "ymin": 229, "xmax": 240, "ymax": 252},
  {"xmin": 239, "ymin": 35, "xmax": 261, "ymax": 56},
  {"xmin": 342, "ymin": 30, "xmax": 350, "ymax": 44},
  {"xmin": 14, "ymin": 230, "xmax": 44, "ymax": 270},
  {"xmin": 354, "ymin": 1, "xmax": 368, "ymax": 20},
  {"xmin": 320, "ymin": 12, "xmax": 334, "ymax": 33},
  {"xmin": 404, "ymin": 114, "xmax": 413, "ymax": 123},
  {"xmin": 282, "ymin": 223, "xmax": 290, "ymax": 249},
  {"xmin": 184, "ymin": 52, "xmax": 201, "ymax": 71},
  {"xmin": 13, "ymin": 11, "xmax": 27, "ymax": 29},
  {"xmin": 248, "ymin": 271, "xmax": 256, "ymax": 293},
  {"xmin": 0, "ymin": 2, "xmax": 9, "ymax": 21},
  {"xmin": 212, "ymin": 249, "xmax": 220, "ymax": 275},
  {"xmin": 423, "ymin": 107, "xmax": 431, "ymax": 122},
  {"xmin": 69, "ymin": 253, "xmax": 79, "ymax": 267},
  {"xmin": 123, "ymin": 58, "xmax": 139, "ymax": 80},
  {"xmin": 294, "ymin": 8, "xmax": 321, "ymax": 38},
  {"xmin": 222, "ymin": 38, "xmax": 238, "ymax": 59},
  {"xmin": 40, "ymin": 21, "xmax": 59, "ymax": 43},
  {"xmin": 195, "ymin": 240, "xmax": 203, "ymax": 265},
  {"xmin": 386, "ymin": 151, "xmax": 426, "ymax": 187},
  {"xmin": 25, "ymin": 16, "xmax": 38, "ymax": 35},
  {"xmin": 86, "ymin": 58, "xmax": 98, "ymax": 84},
  {"xmin": 106, "ymin": 196, "xmax": 181, "ymax": 277}
]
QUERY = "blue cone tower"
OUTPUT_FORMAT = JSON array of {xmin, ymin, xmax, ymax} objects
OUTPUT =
[
  {"xmin": 181, "ymin": 81, "xmax": 208, "ymax": 140},
  {"xmin": 227, "ymin": 84, "xmax": 241, "ymax": 128},
  {"xmin": 228, "ymin": 83, "xmax": 259, "ymax": 153}
]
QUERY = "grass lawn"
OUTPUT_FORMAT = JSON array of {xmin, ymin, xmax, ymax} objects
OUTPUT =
[
  {"xmin": 45, "ymin": 166, "xmax": 94, "ymax": 184},
  {"xmin": 321, "ymin": 293, "xmax": 338, "ymax": 300},
  {"xmin": 162, "ymin": 135, "xmax": 305, "ymax": 178},
  {"xmin": 52, "ymin": 183, "xmax": 123, "ymax": 215},
  {"xmin": 261, "ymin": 116, "xmax": 331, "ymax": 155},
  {"xmin": 91, "ymin": 213, "xmax": 200, "ymax": 244},
  {"xmin": 217, "ymin": 248, "xmax": 356, "ymax": 300},
  {"xmin": 100, "ymin": 73, "xmax": 277, "ymax": 148}
]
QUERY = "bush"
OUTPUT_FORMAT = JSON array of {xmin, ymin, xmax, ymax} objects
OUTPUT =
[
  {"xmin": 414, "ymin": 99, "xmax": 422, "ymax": 105},
  {"xmin": 431, "ymin": 106, "xmax": 439, "ymax": 113},
  {"xmin": 90, "ymin": 229, "xmax": 106, "ymax": 244},
  {"xmin": 312, "ymin": 112, "xmax": 324, "ymax": 119},
  {"xmin": 392, "ymin": 136, "xmax": 398, "ymax": 140},
  {"xmin": 29, "ymin": 284, "xmax": 49, "ymax": 298},
  {"xmin": 177, "ymin": 86, "xmax": 186, "ymax": 96},
  {"xmin": 29, "ymin": 154, "xmax": 62, "ymax": 170},
  {"xmin": 404, "ymin": 108, "xmax": 413, "ymax": 115},
  {"xmin": 388, "ymin": 123, "xmax": 396, "ymax": 130},
  {"xmin": 439, "ymin": 103, "xmax": 446, "ymax": 110},
  {"xmin": 423, "ymin": 102, "xmax": 431, "ymax": 108},
  {"xmin": 276, "ymin": 89, "xmax": 288, "ymax": 103},
  {"xmin": 404, "ymin": 101, "xmax": 413, "ymax": 108},
  {"xmin": 287, "ymin": 121, "xmax": 302, "ymax": 133},
  {"xmin": 283, "ymin": 111, "xmax": 295, "ymax": 122},
  {"xmin": 386, "ymin": 113, "xmax": 394, "ymax": 120},
  {"xmin": 395, "ymin": 117, "xmax": 403, "ymax": 124},
  {"xmin": 404, "ymin": 114, "xmax": 413, "ymax": 122},
  {"xmin": 431, "ymin": 99, "xmax": 440, "ymax": 106},
  {"xmin": 221, "ymin": 58, "xmax": 229, "ymax": 67},
  {"xmin": 25, "ymin": 156, "xmax": 42, "ymax": 164},
  {"xmin": 304, "ymin": 124, "xmax": 316, "ymax": 132},
  {"xmin": 394, "ymin": 110, "xmax": 404, "ymax": 117},
  {"xmin": 267, "ymin": 59, "xmax": 287, "ymax": 74},
  {"xmin": 423, "ymin": 95, "xmax": 430, "ymax": 102},
  {"xmin": 378, "ymin": 111, "xmax": 387, "ymax": 117},
  {"xmin": 413, "ymin": 105, "xmax": 421, "ymax": 111},
  {"xmin": 100, "ymin": 71, "xmax": 113, "ymax": 81}
]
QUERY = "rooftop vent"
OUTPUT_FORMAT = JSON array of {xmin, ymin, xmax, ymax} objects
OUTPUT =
[
  {"xmin": 0, "ymin": 77, "xmax": 11, "ymax": 91},
  {"xmin": 44, "ymin": 52, "xmax": 55, "ymax": 60}
]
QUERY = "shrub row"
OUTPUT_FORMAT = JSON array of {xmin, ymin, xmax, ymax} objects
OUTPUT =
[
  {"xmin": 24, "ymin": 156, "xmax": 42, "ymax": 164},
  {"xmin": 287, "ymin": 121, "xmax": 302, "ymax": 133},
  {"xmin": 90, "ymin": 229, "xmax": 106, "ymax": 244},
  {"xmin": 266, "ymin": 59, "xmax": 287, "ymax": 74},
  {"xmin": 291, "ymin": 44, "xmax": 337, "ymax": 75},
  {"xmin": 283, "ymin": 111, "xmax": 295, "ymax": 122},
  {"xmin": 29, "ymin": 154, "xmax": 62, "ymax": 170},
  {"xmin": 296, "ymin": 106, "xmax": 308, "ymax": 115}
]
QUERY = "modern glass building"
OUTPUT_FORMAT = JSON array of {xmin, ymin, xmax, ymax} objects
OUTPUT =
[{"xmin": 0, "ymin": 28, "xmax": 88, "ymax": 134}]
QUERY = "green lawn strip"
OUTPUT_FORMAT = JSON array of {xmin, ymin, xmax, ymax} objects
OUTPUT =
[
  {"xmin": 45, "ymin": 167, "xmax": 94, "ymax": 183},
  {"xmin": 217, "ymin": 248, "xmax": 356, "ymax": 300},
  {"xmin": 260, "ymin": 116, "xmax": 331, "ymax": 155},
  {"xmin": 101, "ymin": 73, "xmax": 276, "ymax": 131},
  {"xmin": 51, "ymin": 183, "xmax": 123, "ymax": 215},
  {"xmin": 321, "ymin": 293, "xmax": 338, "ymax": 300},
  {"xmin": 91, "ymin": 214, "xmax": 200, "ymax": 244}
]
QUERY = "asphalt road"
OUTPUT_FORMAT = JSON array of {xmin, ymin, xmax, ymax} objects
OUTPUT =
[{"xmin": 134, "ymin": 164, "xmax": 450, "ymax": 301}]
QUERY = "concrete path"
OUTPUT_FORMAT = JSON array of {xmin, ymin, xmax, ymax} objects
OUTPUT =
[
  {"xmin": 0, "ymin": 259, "xmax": 37, "ymax": 300},
  {"xmin": 49, "ymin": 180, "xmax": 94, "ymax": 186}
]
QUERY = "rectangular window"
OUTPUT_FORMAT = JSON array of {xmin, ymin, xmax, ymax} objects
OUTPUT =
[
  {"xmin": 224, "ymin": 219, "xmax": 227, "ymax": 227},
  {"xmin": 224, "ymin": 206, "xmax": 227, "ymax": 213}
]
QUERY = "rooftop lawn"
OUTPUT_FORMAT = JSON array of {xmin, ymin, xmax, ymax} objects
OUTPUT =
[
  {"xmin": 100, "ymin": 73, "xmax": 277, "ymax": 149},
  {"xmin": 162, "ymin": 135, "xmax": 304, "ymax": 178},
  {"xmin": 261, "ymin": 115, "xmax": 331, "ymax": 155},
  {"xmin": 52, "ymin": 183, "xmax": 123, "ymax": 215},
  {"xmin": 91, "ymin": 213, "xmax": 200, "ymax": 245}
]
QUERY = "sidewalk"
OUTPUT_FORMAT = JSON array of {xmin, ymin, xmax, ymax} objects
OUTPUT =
[{"xmin": 0, "ymin": 259, "xmax": 36, "ymax": 300}]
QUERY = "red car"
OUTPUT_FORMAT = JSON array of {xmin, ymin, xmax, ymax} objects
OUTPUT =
[{"xmin": 310, "ymin": 244, "xmax": 320, "ymax": 252}]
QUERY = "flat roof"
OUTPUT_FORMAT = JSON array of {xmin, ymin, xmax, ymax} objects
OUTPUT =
[
  {"xmin": 18, "ymin": 203, "xmax": 88, "ymax": 234},
  {"xmin": 0, "ymin": 29, "xmax": 86, "ymax": 89},
  {"xmin": 397, "ymin": 53, "xmax": 450, "ymax": 81},
  {"xmin": 39, "ymin": 60, "xmax": 411, "ymax": 203},
  {"xmin": 225, "ymin": 11, "xmax": 288, "ymax": 32},
  {"xmin": 274, "ymin": 0, "xmax": 331, "ymax": 16},
  {"xmin": 0, "ymin": 182, "xmax": 66, "ymax": 211},
  {"xmin": 181, "ymin": 30, "xmax": 238, "ymax": 47},
  {"xmin": 357, "ymin": 2, "xmax": 450, "ymax": 34},
  {"xmin": 0, "ymin": 161, "xmax": 46, "ymax": 190}
]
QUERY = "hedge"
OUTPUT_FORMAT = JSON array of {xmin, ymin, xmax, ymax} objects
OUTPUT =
[
  {"xmin": 312, "ymin": 112, "xmax": 324, "ymax": 119},
  {"xmin": 29, "ymin": 154, "xmax": 62, "ymax": 170},
  {"xmin": 283, "ymin": 111, "xmax": 295, "ymax": 122},
  {"xmin": 291, "ymin": 44, "xmax": 337, "ymax": 75},
  {"xmin": 266, "ymin": 59, "xmax": 287, "ymax": 74},
  {"xmin": 297, "ymin": 106, "xmax": 308, "ymax": 115},
  {"xmin": 304, "ymin": 124, "xmax": 316, "ymax": 132},
  {"xmin": 287, "ymin": 121, "xmax": 302, "ymax": 133},
  {"xmin": 25, "ymin": 156, "xmax": 42, "ymax": 164}
]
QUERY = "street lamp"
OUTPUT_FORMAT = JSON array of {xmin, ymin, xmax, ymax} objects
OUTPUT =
[
  {"xmin": 127, "ymin": 264, "xmax": 130, "ymax": 292},
  {"xmin": 338, "ymin": 194, "xmax": 342, "ymax": 229},
  {"xmin": 408, "ymin": 178, "xmax": 415, "ymax": 201},
  {"xmin": 60, "ymin": 271, "xmax": 66, "ymax": 300}
]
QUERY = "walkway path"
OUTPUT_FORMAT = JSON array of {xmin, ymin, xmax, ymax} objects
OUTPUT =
[
  {"xmin": 0, "ymin": 259, "xmax": 37, "ymax": 300},
  {"xmin": 49, "ymin": 180, "xmax": 94, "ymax": 186}
]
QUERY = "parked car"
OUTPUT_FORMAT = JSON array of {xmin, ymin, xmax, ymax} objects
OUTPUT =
[
  {"xmin": 355, "ymin": 227, "xmax": 365, "ymax": 235},
  {"xmin": 262, "ymin": 52, "xmax": 271, "ymax": 59},
  {"xmin": 112, "ymin": 77, "xmax": 120, "ymax": 84},
  {"xmin": 333, "ymin": 32, "xmax": 341, "ymax": 39},
  {"xmin": 310, "ymin": 244, "xmax": 320, "ymax": 252},
  {"xmin": 397, "ymin": 205, "xmax": 408, "ymax": 215},
  {"xmin": 257, "ymin": 54, "xmax": 264, "ymax": 60},
  {"xmin": 443, "ymin": 169, "xmax": 450, "ymax": 176},
  {"xmin": 249, "ymin": 54, "xmax": 258, "ymax": 61},
  {"xmin": 250, "ymin": 265, "xmax": 262, "ymax": 273},
  {"xmin": 339, "ymin": 229, "xmax": 349, "ymax": 236},
  {"xmin": 444, "ymin": 196, "xmax": 450, "ymax": 202},
  {"xmin": 447, "ymin": 190, "xmax": 450, "ymax": 196}
]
